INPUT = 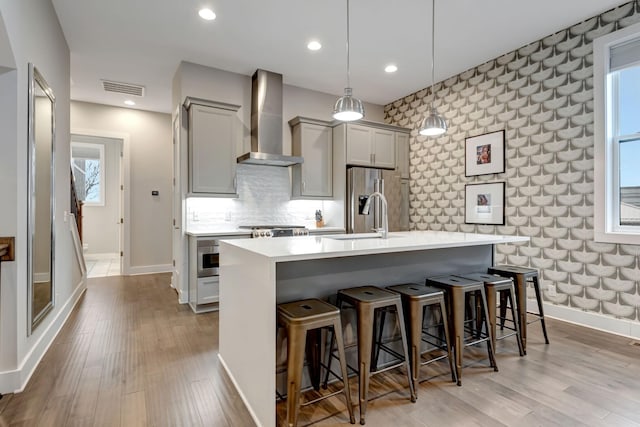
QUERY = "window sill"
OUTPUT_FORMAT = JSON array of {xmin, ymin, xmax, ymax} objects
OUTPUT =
[{"xmin": 594, "ymin": 230, "xmax": 640, "ymax": 245}]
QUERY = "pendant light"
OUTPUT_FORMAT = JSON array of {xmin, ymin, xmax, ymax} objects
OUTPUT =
[
  {"xmin": 333, "ymin": 0, "xmax": 364, "ymax": 121},
  {"xmin": 419, "ymin": 0, "xmax": 447, "ymax": 136}
]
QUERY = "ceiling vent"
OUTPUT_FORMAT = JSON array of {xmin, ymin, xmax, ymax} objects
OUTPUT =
[{"xmin": 101, "ymin": 79, "xmax": 145, "ymax": 97}]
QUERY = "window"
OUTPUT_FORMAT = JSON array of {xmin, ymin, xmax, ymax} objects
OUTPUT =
[
  {"xmin": 594, "ymin": 22, "xmax": 640, "ymax": 244},
  {"xmin": 71, "ymin": 142, "xmax": 105, "ymax": 205}
]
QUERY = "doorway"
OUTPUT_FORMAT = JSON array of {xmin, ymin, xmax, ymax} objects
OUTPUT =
[{"xmin": 71, "ymin": 134, "xmax": 123, "ymax": 277}]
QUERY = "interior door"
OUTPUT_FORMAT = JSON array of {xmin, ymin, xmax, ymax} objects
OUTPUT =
[{"xmin": 172, "ymin": 112, "xmax": 182, "ymax": 295}]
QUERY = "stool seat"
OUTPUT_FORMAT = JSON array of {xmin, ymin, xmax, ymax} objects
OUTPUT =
[
  {"xmin": 278, "ymin": 298, "xmax": 340, "ymax": 323},
  {"xmin": 426, "ymin": 275, "xmax": 498, "ymax": 385},
  {"xmin": 277, "ymin": 298, "xmax": 355, "ymax": 427},
  {"xmin": 338, "ymin": 286, "xmax": 399, "ymax": 304},
  {"xmin": 489, "ymin": 265, "xmax": 538, "ymax": 277},
  {"xmin": 387, "ymin": 283, "xmax": 444, "ymax": 300}
]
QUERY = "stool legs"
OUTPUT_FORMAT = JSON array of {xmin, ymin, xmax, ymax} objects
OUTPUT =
[
  {"xmin": 285, "ymin": 324, "xmax": 307, "ymax": 427},
  {"xmin": 487, "ymin": 283, "xmax": 524, "ymax": 357},
  {"xmin": 394, "ymin": 300, "xmax": 416, "ymax": 404},
  {"xmin": 356, "ymin": 304, "xmax": 374, "ymax": 425},
  {"xmin": 331, "ymin": 318, "xmax": 356, "ymax": 425},
  {"xmin": 513, "ymin": 274, "xmax": 529, "ymax": 354},
  {"xmin": 532, "ymin": 276, "xmax": 550, "ymax": 344}
]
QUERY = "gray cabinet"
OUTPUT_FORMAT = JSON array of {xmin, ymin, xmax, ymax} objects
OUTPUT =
[
  {"xmin": 290, "ymin": 117, "xmax": 332, "ymax": 198},
  {"xmin": 341, "ymin": 122, "xmax": 407, "ymax": 170},
  {"xmin": 396, "ymin": 132, "xmax": 410, "ymax": 179},
  {"xmin": 185, "ymin": 98, "xmax": 240, "ymax": 195}
]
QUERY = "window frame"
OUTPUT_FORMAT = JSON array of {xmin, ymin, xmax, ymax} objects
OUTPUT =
[
  {"xmin": 71, "ymin": 141, "xmax": 105, "ymax": 206},
  {"xmin": 593, "ymin": 21, "xmax": 640, "ymax": 244}
]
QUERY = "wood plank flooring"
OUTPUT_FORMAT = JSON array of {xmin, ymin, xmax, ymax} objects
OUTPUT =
[{"xmin": 1, "ymin": 273, "xmax": 639, "ymax": 426}]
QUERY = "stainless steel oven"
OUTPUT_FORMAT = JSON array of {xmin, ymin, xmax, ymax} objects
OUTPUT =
[{"xmin": 197, "ymin": 239, "xmax": 220, "ymax": 278}]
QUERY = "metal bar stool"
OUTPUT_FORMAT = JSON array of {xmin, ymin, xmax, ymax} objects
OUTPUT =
[
  {"xmin": 425, "ymin": 275, "xmax": 498, "ymax": 385},
  {"xmin": 456, "ymin": 273, "xmax": 524, "ymax": 357},
  {"xmin": 326, "ymin": 286, "xmax": 416, "ymax": 425},
  {"xmin": 277, "ymin": 298, "xmax": 355, "ymax": 427},
  {"xmin": 487, "ymin": 265, "xmax": 550, "ymax": 353},
  {"xmin": 386, "ymin": 283, "xmax": 457, "ymax": 390}
]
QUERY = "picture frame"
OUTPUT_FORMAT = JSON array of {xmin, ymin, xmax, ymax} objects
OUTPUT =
[
  {"xmin": 465, "ymin": 182, "xmax": 505, "ymax": 225},
  {"xmin": 465, "ymin": 130, "xmax": 505, "ymax": 176}
]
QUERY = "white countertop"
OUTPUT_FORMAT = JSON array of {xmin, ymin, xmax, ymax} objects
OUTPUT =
[
  {"xmin": 220, "ymin": 230, "xmax": 529, "ymax": 262},
  {"xmin": 185, "ymin": 225, "xmax": 345, "ymax": 237}
]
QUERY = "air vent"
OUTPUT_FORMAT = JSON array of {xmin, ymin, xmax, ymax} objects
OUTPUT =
[{"xmin": 101, "ymin": 80, "xmax": 145, "ymax": 97}]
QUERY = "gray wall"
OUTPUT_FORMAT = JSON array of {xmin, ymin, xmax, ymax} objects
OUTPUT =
[
  {"xmin": 385, "ymin": 2, "xmax": 640, "ymax": 329},
  {"xmin": 0, "ymin": 0, "xmax": 74, "ymax": 392},
  {"xmin": 71, "ymin": 101, "xmax": 173, "ymax": 272}
]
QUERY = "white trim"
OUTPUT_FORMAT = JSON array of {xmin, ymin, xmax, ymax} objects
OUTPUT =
[
  {"xmin": 71, "ymin": 128, "xmax": 130, "ymax": 274},
  {"xmin": 0, "ymin": 279, "xmax": 86, "ymax": 394},
  {"xmin": 127, "ymin": 263, "xmax": 173, "ymax": 276},
  {"xmin": 218, "ymin": 354, "xmax": 264, "ymax": 427},
  {"xmin": 594, "ymin": 21, "xmax": 640, "ymax": 245},
  {"xmin": 544, "ymin": 303, "xmax": 640, "ymax": 340},
  {"xmin": 69, "ymin": 212, "xmax": 87, "ymax": 275}
]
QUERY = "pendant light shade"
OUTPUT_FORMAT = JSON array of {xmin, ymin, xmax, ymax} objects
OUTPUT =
[
  {"xmin": 419, "ymin": 0, "xmax": 447, "ymax": 136},
  {"xmin": 419, "ymin": 108, "xmax": 447, "ymax": 136},
  {"xmin": 333, "ymin": 87, "xmax": 364, "ymax": 121},
  {"xmin": 333, "ymin": 0, "xmax": 364, "ymax": 122}
]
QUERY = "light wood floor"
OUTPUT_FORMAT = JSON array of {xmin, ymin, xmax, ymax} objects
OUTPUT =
[{"xmin": 1, "ymin": 273, "xmax": 639, "ymax": 426}]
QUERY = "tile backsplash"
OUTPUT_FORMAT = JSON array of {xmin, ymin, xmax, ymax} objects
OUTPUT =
[{"xmin": 187, "ymin": 164, "xmax": 335, "ymax": 228}]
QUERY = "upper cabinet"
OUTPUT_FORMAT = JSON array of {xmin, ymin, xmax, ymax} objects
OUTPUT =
[
  {"xmin": 290, "ymin": 117, "xmax": 333, "ymax": 198},
  {"xmin": 185, "ymin": 98, "xmax": 241, "ymax": 196},
  {"xmin": 340, "ymin": 122, "xmax": 408, "ymax": 170},
  {"xmin": 395, "ymin": 132, "xmax": 410, "ymax": 179}
]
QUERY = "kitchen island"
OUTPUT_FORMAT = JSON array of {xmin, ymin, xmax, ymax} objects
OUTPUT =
[{"xmin": 219, "ymin": 231, "xmax": 529, "ymax": 427}]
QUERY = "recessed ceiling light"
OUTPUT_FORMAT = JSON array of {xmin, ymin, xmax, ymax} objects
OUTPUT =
[
  {"xmin": 385, "ymin": 64, "xmax": 398, "ymax": 73},
  {"xmin": 124, "ymin": 100, "xmax": 136, "ymax": 106},
  {"xmin": 198, "ymin": 8, "xmax": 216, "ymax": 21},
  {"xmin": 307, "ymin": 41, "xmax": 322, "ymax": 51}
]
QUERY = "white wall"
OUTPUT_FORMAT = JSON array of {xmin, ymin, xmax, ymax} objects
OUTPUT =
[
  {"xmin": 0, "ymin": 0, "xmax": 77, "ymax": 393},
  {"xmin": 70, "ymin": 101, "xmax": 173, "ymax": 272}
]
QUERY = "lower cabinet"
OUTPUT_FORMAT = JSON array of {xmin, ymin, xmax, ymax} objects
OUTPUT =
[{"xmin": 188, "ymin": 233, "xmax": 249, "ymax": 314}]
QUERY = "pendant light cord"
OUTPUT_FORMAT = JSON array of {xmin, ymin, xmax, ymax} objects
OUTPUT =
[
  {"xmin": 431, "ymin": 0, "xmax": 436, "ymax": 110},
  {"xmin": 346, "ymin": 0, "xmax": 351, "ymax": 89}
]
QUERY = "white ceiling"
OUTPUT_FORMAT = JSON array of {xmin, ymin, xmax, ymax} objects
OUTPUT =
[{"xmin": 52, "ymin": 0, "xmax": 627, "ymax": 114}]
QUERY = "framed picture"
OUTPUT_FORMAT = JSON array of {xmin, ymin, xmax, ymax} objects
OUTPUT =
[
  {"xmin": 465, "ymin": 130, "xmax": 505, "ymax": 176},
  {"xmin": 465, "ymin": 182, "xmax": 505, "ymax": 225}
]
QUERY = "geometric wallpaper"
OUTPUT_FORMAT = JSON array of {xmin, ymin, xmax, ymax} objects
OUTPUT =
[{"xmin": 384, "ymin": 1, "xmax": 640, "ymax": 321}]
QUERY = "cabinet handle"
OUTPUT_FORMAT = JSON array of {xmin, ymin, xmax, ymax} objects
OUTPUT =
[
  {"xmin": 372, "ymin": 153, "xmax": 376, "ymax": 165},
  {"xmin": 302, "ymin": 181, "xmax": 306, "ymax": 192},
  {"xmin": 233, "ymin": 176, "xmax": 237, "ymax": 190}
]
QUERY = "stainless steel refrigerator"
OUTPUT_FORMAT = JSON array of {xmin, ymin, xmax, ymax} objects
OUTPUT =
[{"xmin": 346, "ymin": 166, "xmax": 410, "ymax": 234}]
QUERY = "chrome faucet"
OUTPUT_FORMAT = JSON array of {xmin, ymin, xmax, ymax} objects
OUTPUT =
[{"xmin": 362, "ymin": 191, "xmax": 388, "ymax": 239}]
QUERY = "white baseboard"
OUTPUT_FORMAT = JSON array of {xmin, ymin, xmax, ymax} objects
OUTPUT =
[
  {"xmin": 543, "ymin": 302, "xmax": 640, "ymax": 340},
  {"xmin": 126, "ymin": 264, "xmax": 173, "ymax": 276},
  {"xmin": 0, "ymin": 278, "xmax": 87, "ymax": 394}
]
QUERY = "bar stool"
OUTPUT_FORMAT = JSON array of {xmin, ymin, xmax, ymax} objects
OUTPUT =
[
  {"xmin": 425, "ymin": 275, "xmax": 498, "ymax": 385},
  {"xmin": 277, "ymin": 298, "xmax": 355, "ymax": 427},
  {"xmin": 385, "ymin": 283, "xmax": 457, "ymax": 389},
  {"xmin": 327, "ymin": 286, "xmax": 416, "ymax": 425},
  {"xmin": 487, "ymin": 265, "xmax": 549, "ymax": 353},
  {"xmin": 455, "ymin": 273, "xmax": 524, "ymax": 357}
]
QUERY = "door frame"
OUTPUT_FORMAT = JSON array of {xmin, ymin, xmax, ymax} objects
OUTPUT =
[{"xmin": 71, "ymin": 128, "xmax": 131, "ymax": 275}]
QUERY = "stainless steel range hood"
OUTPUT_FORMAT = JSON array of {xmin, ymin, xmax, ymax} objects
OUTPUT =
[{"xmin": 237, "ymin": 69, "xmax": 304, "ymax": 167}]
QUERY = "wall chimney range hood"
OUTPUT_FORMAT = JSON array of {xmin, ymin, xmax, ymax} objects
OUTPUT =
[{"xmin": 237, "ymin": 69, "xmax": 303, "ymax": 167}]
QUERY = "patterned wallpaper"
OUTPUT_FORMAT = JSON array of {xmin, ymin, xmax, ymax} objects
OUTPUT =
[{"xmin": 384, "ymin": 1, "xmax": 640, "ymax": 321}]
